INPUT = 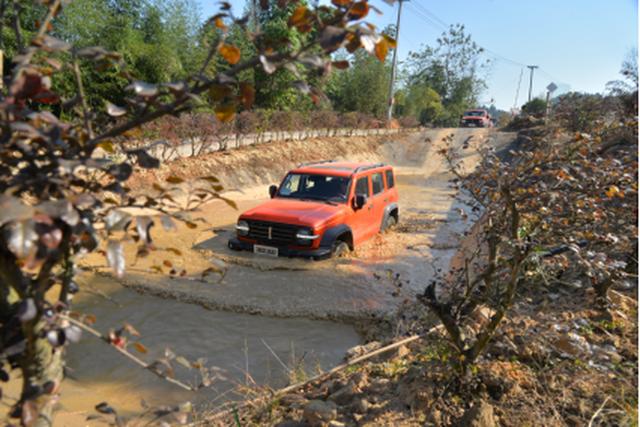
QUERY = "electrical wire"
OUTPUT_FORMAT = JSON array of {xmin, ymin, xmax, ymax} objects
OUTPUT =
[{"xmin": 405, "ymin": 0, "xmax": 566, "ymax": 84}]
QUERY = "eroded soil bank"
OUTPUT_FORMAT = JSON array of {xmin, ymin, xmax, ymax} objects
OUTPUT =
[{"xmin": 86, "ymin": 128, "xmax": 515, "ymax": 323}]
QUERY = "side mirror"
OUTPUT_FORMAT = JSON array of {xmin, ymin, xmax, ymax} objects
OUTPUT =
[
  {"xmin": 269, "ymin": 185, "xmax": 278, "ymax": 198},
  {"xmin": 353, "ymin": 194, "xmax": 367, "ymax": 210}
]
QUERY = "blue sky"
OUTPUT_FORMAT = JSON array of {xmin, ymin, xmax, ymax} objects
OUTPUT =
[{"xmin": 195, "ymin": 0, "xmax": 638, "ymax": 110}]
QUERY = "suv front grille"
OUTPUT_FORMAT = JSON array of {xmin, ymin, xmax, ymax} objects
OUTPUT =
[{"xmin": 247, "ymin": 220, "xmax": 298, "ymax": 246}]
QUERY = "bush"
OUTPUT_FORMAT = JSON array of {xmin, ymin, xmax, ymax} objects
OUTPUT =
[
  {"xmin": 308, "ymin": 110, "xmax": 339, "ymax": 129},
  {"xmin": 141, "ymin": 113, "xmax": 223, "ymax": 144},
  {"xmin": 398, "ymin": 116, "xmax": 420, "ymax": 128},
  {"xmin": 267, "ymin": 110, "xmax": 306, "ymax": 131},
  {"xmin": 521, "ymin": 98, "xmax": 547, "ymax": 118},
  {"xmin": 339, "ymin": 111, "xmax": 359, "ymax": 128},
  {"xmin": 553, "ymin": 92, "xmax": 622, "ymax": 133},
  {"xmin": 236, "ymin": 111, "xmax": 265, "ymax": 134}
]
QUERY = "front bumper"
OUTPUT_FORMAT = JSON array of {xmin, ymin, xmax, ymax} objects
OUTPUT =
[
  {"xmin": 461, "ymin": 121, "xmax": 483, "ymax": 127},
  {"xmin": 228, "ymin": 238, "xmax": 332, "ymax": 260}
]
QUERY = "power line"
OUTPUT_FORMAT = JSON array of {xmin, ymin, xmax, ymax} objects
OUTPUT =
[{"xmin": 408, "ymin": 2, "xmax": 448, "ymax": 30}]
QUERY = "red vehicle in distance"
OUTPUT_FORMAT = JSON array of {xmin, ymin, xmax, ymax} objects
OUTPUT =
[
  {"xmin": 228, "ymin": 161, "xmax": 399, "ymax": 260},
  {"xmin": 459, "ymin": 109, "xmax": 493, "ymax": 128}
]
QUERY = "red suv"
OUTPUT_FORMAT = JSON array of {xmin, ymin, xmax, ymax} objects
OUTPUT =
[
  {"xmin": 228, "ymin": 161, "xmax": 399, "ymax": 259},
  {"xmin": 460, "ymin": 109, "xmax": 493, "ymax": 127}
]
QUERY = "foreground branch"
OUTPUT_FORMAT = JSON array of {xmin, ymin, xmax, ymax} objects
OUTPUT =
[{"xmin": 62, "ymin": 315, "xmax": 194, "ymax": 391}]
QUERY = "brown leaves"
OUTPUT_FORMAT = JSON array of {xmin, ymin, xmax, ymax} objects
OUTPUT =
[
  {"xmin": 133, "ymin": 342, "xmax": 148, "ymax": 354},
  {"xmin": 374, "ymin": 38, "xmax": 389, "ymax": 61},
  {"xmin": 347, "ymin": 1, "xmax": 369, "ymax": 20},
  {"xmin": 239, "ymin": 83, "xmax": 255, "ymax": 109},
  {"xmin": 605, "ymin": 185, "xmax": 624, "ymax": 198},
  {"xmin": 218, "ymin": 43, "xmax": 240, "ymax": 65},
  {"xmin": 289, "ymin": 6, "xmax": 313, "ymax": 32},
  {"xmin": 332, "ymin": 60, "xmax": 350, "ymax": 70},
  {"xmin": 215, "ymin": 104, "xmax": 236, "ymax": 122}
]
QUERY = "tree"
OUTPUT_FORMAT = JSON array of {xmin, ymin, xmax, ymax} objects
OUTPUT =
[
  {"xmin": 327, "ymin": 50, "xmax": 391, "ymax": 117},
  {"xmin": 406, "ymin": 24, "xmax": 489, "ymax": 126},
  {"xmin": 521, "ymin": 98, "xmax": 547, "ymax": 118},
  {"xmin": 396, "ymin": 83, "xmax": 443, "ymax": 125},
  {"xmin": 0, "ymin": 0, "xmax": 388, "ymax": 425}
]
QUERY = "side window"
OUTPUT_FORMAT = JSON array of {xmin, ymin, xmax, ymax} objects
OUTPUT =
[
  {"xmin": 385, "ymin": 169, "xmax": 394, "ymax": 189},
  {"xmin": 355, "ymin": 176, "xmax": 370, "ymax": 197},
  {"xmin": 371, "ymin": 172, "xmax": 384, "ymax": 195},
  {"xmin": 280, "ymin": 174, "xmax": 300, "ymax": 196}
]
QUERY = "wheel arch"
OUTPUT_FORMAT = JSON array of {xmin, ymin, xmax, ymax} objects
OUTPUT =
[
  {"xmin": 320, "ymin": 224, "xmax": 354, "ymax": 250},
  {"xmin": 380, "ymin": 203, "xmax": 399, "ymax": 231}
]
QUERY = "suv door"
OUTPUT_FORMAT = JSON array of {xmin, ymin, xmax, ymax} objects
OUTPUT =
[
  {"xmin": 369, "ymin": 171, "xmax": 387, "ymax": 233},
  {"xmin": 349, "ymin": 174, "xmax": 376, "ymax": 244}
]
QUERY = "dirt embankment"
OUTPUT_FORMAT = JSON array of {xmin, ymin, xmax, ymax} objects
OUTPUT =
[{"xmin": 128, "ymin": 132, "xmax": 419, "ymax": 195}]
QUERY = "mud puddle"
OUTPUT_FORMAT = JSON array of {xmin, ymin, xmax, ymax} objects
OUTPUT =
[{"xmin": 56, "ymin": 275, "xmax": 360, "ymax": 418}]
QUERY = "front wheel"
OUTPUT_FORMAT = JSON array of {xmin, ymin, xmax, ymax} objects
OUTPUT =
[
  {"xmin": 383, "ymin": 215, "xmax": 397, "ymax": 232},
  {"xmin": 332, "ymin": 240, "xmax": 350, "ymax": 258}
]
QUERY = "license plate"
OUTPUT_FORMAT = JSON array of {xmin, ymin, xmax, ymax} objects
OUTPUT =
[{"xmin": 254, "ymin": 244, "xmax": 278, "ymax": 257}]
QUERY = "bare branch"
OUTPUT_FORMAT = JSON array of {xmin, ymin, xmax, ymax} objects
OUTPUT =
[{"xmin": 62, "ymin": 315, "xmax": 194, "ymax": 391}]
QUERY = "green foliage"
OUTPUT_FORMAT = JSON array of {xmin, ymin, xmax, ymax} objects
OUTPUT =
[
  {"xmin": 521, "ymin": 98, "xmax": 547, "ymax": 117},
  {"xmin": 327, "ymin": 50, "xmax": 390, "ymax": 118},
  {"xmin": 396, "ymin": 84, "xmax": 443, "ymax": 125},
  {"xmin": 48, "ymin": 0, "xmax": 202, "ymax": 107},
  {"xmin": 404, "ymin": 24, "xmax": 488, "ymax": 126}
]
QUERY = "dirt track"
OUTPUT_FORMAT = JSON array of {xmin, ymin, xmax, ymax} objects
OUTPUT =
[{"xmin": 85, "ymin": 128, "xmax": 516, "ymax": 322}]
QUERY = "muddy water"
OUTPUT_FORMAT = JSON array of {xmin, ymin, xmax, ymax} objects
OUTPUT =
[{"xmin": 59, "ymin": 275, "xmax": 360, "ymax": 417}]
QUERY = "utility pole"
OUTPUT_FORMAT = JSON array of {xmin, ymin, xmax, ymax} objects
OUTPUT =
[
  {"xmin": 527, "ymin": 65, "xmax": 538, "ymax": 102},
  {"xmin": 386, "ymin": 0, "xmax": 405, "ymax": 124}
]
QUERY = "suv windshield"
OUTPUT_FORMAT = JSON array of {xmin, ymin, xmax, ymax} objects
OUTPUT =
[
  {"xmin": 278, "ymin": 173, "xmax": 351, "ymax": 203},
  {"xmin": 464, "ymin": 111, "xmax": 484, "ymax": 117}
]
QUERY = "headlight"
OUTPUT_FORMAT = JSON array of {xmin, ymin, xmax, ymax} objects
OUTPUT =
[
  {"xmin": 296, "ymin": 228, "xmax": 318, "ymax": 246},
  {"xmin": 236, "ymin": 220, "xmax": 249, "ymax": 236}
]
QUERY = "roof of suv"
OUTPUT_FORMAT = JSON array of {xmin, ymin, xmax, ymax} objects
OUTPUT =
[{"xmin": 292, "ymin": 161, "xmax": 389, "ymax": 177}]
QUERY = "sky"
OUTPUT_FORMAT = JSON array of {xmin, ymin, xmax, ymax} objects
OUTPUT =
[{"xmin": 195, "ymin": 0, "xmax": 638, "ymax": 110}]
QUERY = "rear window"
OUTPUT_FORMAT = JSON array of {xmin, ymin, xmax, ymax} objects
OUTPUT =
[
  {"xmin": 385, "ymin": 169, "xmax": 394, "ymax": 189},
  {"xmin": 355, "ymin": 176, "xmax": 370, "ymax": 196},
  {"xmin": 371, "ymin": 173, "xmax": 384, "ymax": 195}
]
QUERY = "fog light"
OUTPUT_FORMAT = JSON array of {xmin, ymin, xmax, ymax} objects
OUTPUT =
[
  {"xmin": 296, "ymin": 228, "xmax": 318, "ymax": 246},
  {"xmin": 236, "ymin": 220, "xmax": 249, "ymax": 236}
]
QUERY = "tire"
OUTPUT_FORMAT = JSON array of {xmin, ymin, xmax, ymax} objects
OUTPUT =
[
  {"xmin": 332, "ymin": 240, "xmax": 350, "ymax": 258},
  {"xmin": 383, "ymin": 214, "xmax": 397, "ymax": 232}
]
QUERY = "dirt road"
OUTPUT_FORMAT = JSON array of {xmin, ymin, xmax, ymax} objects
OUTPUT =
[{"xmin": 85, "ymin": 128, "xmax": 516, "ymax": 322}]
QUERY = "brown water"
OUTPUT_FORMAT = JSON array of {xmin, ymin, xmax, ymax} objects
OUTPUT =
[{"xmin": 60, "ymin": 275, "xmax": 360, "ymax": 417}]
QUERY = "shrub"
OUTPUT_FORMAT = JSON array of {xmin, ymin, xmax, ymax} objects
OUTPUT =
[
  {"xmin": 236, "ymin": 111, "xmax": 265, "ymax": 134},
  {"xmin": 267, "ymin": 110, "xmax": 306, "ymax": 131},
  {"xmin": 398, "ymin": 116, "xmax": 420, "ymax": 128},
  {"xmin": 521, "ymin": 98, "xmax": 547, "ymax": 118},
  {"xmin": 553, "ymin": 92, "xmax": 622, "ymax": 133},
  {"xmin": 339, "ymin": 111, "xmax": 359, "ymax": 128},
  {"xmin": 308, "ymin": 110, "xmax": 339, "ymax": 129}
]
